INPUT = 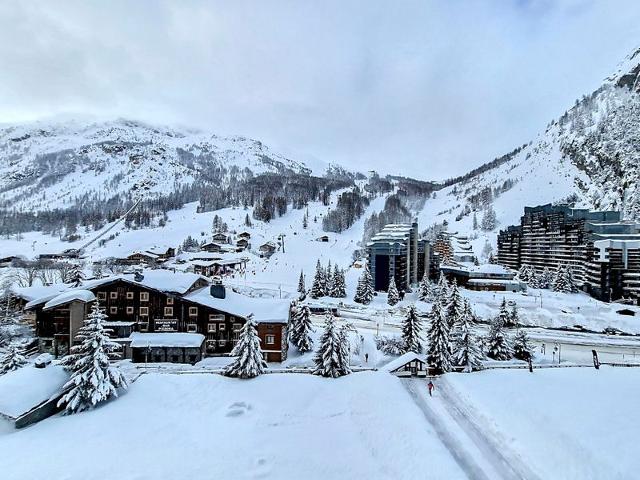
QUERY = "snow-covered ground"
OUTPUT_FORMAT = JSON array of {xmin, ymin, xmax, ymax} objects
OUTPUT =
[
  {"xmin": 0, "ymin": 372, "xmax": 465, "ymax": 480},
  {"xmin": 436, "ymin": 367, "xmax": 640, "ymax": 479}
]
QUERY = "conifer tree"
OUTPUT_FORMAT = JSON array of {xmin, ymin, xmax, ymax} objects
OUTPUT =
[
  {"xmin": 485, "ymin": 311, "xmax": 513, "ymax": 361},
  {"xmin": 436, "ymin": 272, "xmax": 450, "ymax": 298},
  {"xmin": 507, "ymin": 303, "xmax": 520, "ymax": 328},
  {"xmin": 58, "ymin": 304, "xmax": 128, "ymax": 413},
  {"xmin": 540, "ymin": 267, "xmax": 553, "ymax": 289},
  {"xmin": 401, "ymin": 304, "xmax": 423, "ymax": 353},
  {"xmin": 451, "ymin": 300, "xmax": 483, "ymax": 372},
  {"xmin": 325, "ymin": 261, "xmax": 333, "ymax": 295},
  {"xmin": 426, "ymin": 300, "xmax": 451, "ymax": 374},
  {"xmin": 387, "ymin": 276, "xmax": 400, "ymax": 306},
  {"xmin": 497, "ymin": 298, "xmax": 512, "ymax": 327},
  {"xmin": 418, "ymin": 272, "xmax": 431, "ymax": 301},
  {"xmin": 354, "ymin": 264, "xmax": 374, "ymax": 305},
  {"xmin": 313, "ymin": 314, "xmax": 346, "ymax": 378},
  {"xmin": 310, "ymin": 260, "xmax": 326, "ymax": 299},
  {"xmin": 297, "ymin": 270, "xmax": 306, "ymax": 295},
  {"xmin": 292, "ymin": 304, "xmax": 314, "ymax": 353},
  {"xmin": 68, "ymin": 263, "xmax": 85, "ymax": 287},
  {"xmin": 445, "ymin": 280, "xmax": 464, "ymax": 327},
  {"xmin": 244, "ymin": 213, "xmax": 252, "ymax": 227},
  {"xmin": 0, "ymin": 343, "xmax": 27, "ymax": 375},
  {"xmin": 337, "ymin": 325, "xmax": 353, "ymax": 376},
  {"xmin": 513, "ymin": 329, "xmax": 533, "ymax": 361},
  {"xmin": 226, "ymin": 315, "xmax": 267, "ymax": 379},
  {"xmin": 331, "ymin": 266, "xmax": 347, "ymax": 298}
]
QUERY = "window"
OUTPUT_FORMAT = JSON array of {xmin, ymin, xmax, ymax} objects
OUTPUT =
[
  {"xmin": 189, "ymin": 307, "xmax": 198, "ymax": 316},
  {"xmin": 167, "ymin": 298, "xmax": 174, "ymax": 305},
  {"xmin": 187, "ymin": 324, "xmax": 198, "ymax": 333},
  {"xmin": 139, "ymin": 307, "xmax": 149, "ymax": 316},
  {"xmin": 110, "ymin": 306, "xmax": 118, "ymax": 314},
  {"xmin": 209, "ymin": 314, "xmax": 224, "ymax": 322},
  {"xmin": 219, "ymin": 340, "xmax": 226, "ymax": 347},
  {"xmin": 233, "ymin": 323, "xmax": 242, "ymax": 332},
  {"xmin": 218, "ymin": 323, "xmax": 226, "ymax": 331},
  {"xmin": 207, "ymin": 323, "xmax": 217, "ymax": 333},
  {"xmin": 110, "ymin": 291, "xmax": 118, "ymax": 299},
  {"xmin": 266, "ymin": 335, "xmax": 275, "ymax": 345},
  {"xmin": 206, "ymin": 340, "xmax": 217, "ymax": 350},
  {"xmin": 126, "ymin": 306, "xmax": 134, "ymax": 315},
  {"xmin": 140, "ymin": 292, "xmax": 149, "ymax": 302},
  {"xmin": 97, "ymin": 292, "xmax": 106, "ymax": 300},
  {"xmin": 126, "ymin": 292, "xmax": 134, "ymax": 300},
  {"xmin": 164, "ymin": 307, "xmax": 173, "ymax": 317},
  {"xmin": 139, "ymin": 322, "xmax": 149, "ymax": 332}
]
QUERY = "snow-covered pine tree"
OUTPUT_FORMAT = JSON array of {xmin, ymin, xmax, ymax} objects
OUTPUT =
[
  {"xmin": 552, "ymin": 264, "xmax": 576, "ymax": 293},
  {"xmin": 541, "ymin": 267, "xmax": 553, "ymax": 289},
  {"xmin": 310, "ymin": 260, "xmax": 326, "ymax": 299},
  {"xmin": 337, "ymin": 325, "xmax": 353, "ymax": 376},
  {"xmin": 325, "ymin": 261, "xmax": 333, "ymax": 296},
  {"xmin": 297, "ymin": 270, "xmax": 306, "ymax": 295},
  {"xmin": 472, "ymin": 211, "xmax": 478, "ymax": 230},
  {"xmin": 418, "ymin": 271, "xmax": 431, "ymax": 301},
  {"xmin": 68, "ymin": 263, "xmax": 85, "ymax": 287},
  {"xmin": 387, "ymin": 276, "xmax": 400, "ymax": 306},
  {"xmin": 481, "ymin": 205, "xmax": 497, "ymax": 231},
  {"xmin": 497, "ymin": 298, "xmax": 511, "ymax": 327},
  {"xmin": 313, "ymin": 314, "xmax": 346, "ymax": 378},
  {"xmin": 331, "ymin": 266, "xmax": 347, "ymax": 298},
  {"xmin": 292, "ymin": 304, "xmax": 314, "ymax": 353},
  {"xmin": 445, "ymin": 280, "xmax": 464, "ymax": 327},
  {"xmin": 401, "ymin": 304, "xmax": 423, "ymax": 353},
  {"xmin": 353, "ymin": 264, "xmax": 374, "ymax": 305},
  {"xmin": 436, "ymin": 272, "xmax": 450, "ymax": 299},
  {"xmin": 244, "ymin": 213, "xmax": 252, "ymax": 227},
  {"xmin": 485, "ymin": 311, "xmax": 512, "ymax": 361},
  {"xmin": 426, "ymin": 299, "xmax": 451, "ymax": 374},
  {"xmin": 518, "ymin": 265, "xmax": 532, "ymax": 283},
  {"xmin": 58, "ymin": 303, "xmax": 128, "ymax": 413},
  {"xmin": 0, "ymin": 342, "xmax": 27, "ymax": 375},
  {"xmin": 225, "ymin": 314, "xmax": 268, "ymax": 379},
  {"xmin": 513, "ymin": 329, "xmax": 533, "ymax": 361},
  {"xmin": 507, "ymin": 303, "xmax": 520, "ymax": 328},
  {"xmin": 451, "ymin": 300, "xmax": 483, "ymax": 372}
]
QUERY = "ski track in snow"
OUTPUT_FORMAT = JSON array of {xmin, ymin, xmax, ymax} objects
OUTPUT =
[{"xmin": 402, "ymin": 378, "xmax": 540, "ymax": 480}]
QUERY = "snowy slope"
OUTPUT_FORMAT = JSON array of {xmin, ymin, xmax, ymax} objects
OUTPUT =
[{"xmin": 0, "ymin": 118, "xmax": 320, "ymax": 211}]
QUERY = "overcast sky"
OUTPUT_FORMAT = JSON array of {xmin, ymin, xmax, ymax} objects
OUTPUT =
[{"xmin": 1, "ymin": 1, "xmax": 639, "ymax": 179}]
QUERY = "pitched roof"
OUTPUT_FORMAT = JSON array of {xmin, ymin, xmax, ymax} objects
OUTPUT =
[
  {"xmin": 129, "ymin": 332, "xmax": 205, "ymax": 348},
  {"xmin": 43, "ymin": 289, "xmax": 96, "ymax": 310},
  {"xmin": 381, "ymin": 352, "xmax": 426, "ymax": 373}
]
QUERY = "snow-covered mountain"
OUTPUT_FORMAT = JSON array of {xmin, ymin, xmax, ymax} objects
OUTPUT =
[
  {"xmin": 0, "ymin": 118, "xmax": 318, "ymax": 212},
  {"xmin": 417, "ymin": 46, "xmax": 640, "ymax": 249}
]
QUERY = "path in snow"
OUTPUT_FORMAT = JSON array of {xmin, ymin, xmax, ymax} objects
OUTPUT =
[{"xmin": 402, "ymin": 378, "xmax": 540, "ymax": 480}]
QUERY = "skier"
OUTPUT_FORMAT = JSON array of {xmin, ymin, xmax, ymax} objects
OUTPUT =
[
  {"xmin": 365, "ymin": 353, "xmax": 369, "ymax": 364},
  {"xmin": 399, "ymin": 290, "xmax": 405, "ymax": 301},
  {"xmin": 427, "ymin": 380, "xmax": 434, "ymax": 397}
]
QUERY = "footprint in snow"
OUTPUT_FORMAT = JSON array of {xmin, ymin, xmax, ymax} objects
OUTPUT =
[{"xmin": 226, "ymin": 401, "xmax": 253, "ymax": 417}]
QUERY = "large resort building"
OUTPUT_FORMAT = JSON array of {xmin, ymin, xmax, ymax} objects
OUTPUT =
[
  {"xmin": 366, "ymin": 222, "xmax": 430, "ymax": 292},
  {"xmin": 497, "ymin": 204, "xmax": 640, "ymax": 303}
]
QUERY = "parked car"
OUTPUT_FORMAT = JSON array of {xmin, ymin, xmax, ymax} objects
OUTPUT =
[{"xmin": 34, "ymin": 353, "xmax": 53, "ymax": 368}]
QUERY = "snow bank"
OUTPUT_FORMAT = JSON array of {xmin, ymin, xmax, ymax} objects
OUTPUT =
[
  {"xmin": 0, "ymin": 365, "xmax": 68, "ymax": 419},
  {"xmin": 0, "ymin": 372, "xmax": 464, "ymax": 479},
  {"xmin": 43, "ymin": 289, "xmax": 95, "ymax": 310}
]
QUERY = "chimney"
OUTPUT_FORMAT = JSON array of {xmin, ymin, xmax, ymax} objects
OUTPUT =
[{"xmin": 210, "ymin": 277, "xmax": 226, "ymax": 299}]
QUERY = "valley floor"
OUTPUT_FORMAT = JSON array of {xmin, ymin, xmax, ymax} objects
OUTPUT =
[{"xmin": 1, "ymin": 367, "xmax": 639, "ymax": 480}]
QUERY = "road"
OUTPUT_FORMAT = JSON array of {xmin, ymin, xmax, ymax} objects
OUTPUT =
[{"xmin": 403, "ymin": 378, "xmax": 540, "ymax": 480}]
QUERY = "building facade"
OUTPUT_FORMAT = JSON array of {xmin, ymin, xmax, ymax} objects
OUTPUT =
[
  {"xmin": 497, "ymin": 204, "xmax": 640, "ymax": 303},
  {"xmin": 366, "ymin": 222, "xmax": 430, "ymax": 292}
]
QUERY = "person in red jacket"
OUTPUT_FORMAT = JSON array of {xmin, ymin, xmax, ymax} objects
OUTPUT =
[{"xmin": 427, "ymin": 380, "xmax": 434, "ymax": 397}]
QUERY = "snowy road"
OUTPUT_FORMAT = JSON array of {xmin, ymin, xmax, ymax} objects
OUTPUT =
[{"xmin": 402, "ymin": 378, "xmax": 540, "ymax": 480}]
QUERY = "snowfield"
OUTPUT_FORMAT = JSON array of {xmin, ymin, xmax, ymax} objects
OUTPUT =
[
  {"xmin": 441, "ymin": 367, "xmax": 640, "ymax": 480},
  {"xmin": 0, "ymin": 372, "xmax": 465, "ymax": 480}
]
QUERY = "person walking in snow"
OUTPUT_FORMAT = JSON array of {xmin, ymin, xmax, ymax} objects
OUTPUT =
[
  {"xmin": 365, "ymin": 353, "xmax": 369, "ymax": 364},
  {"xmin": 427, "ymin": 380, "xmax": 434, "ymax": 397}
]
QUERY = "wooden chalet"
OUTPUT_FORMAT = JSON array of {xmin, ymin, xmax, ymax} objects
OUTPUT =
[
  {"xmin": 26, "ymin": 271, "xmax": 289, "ymax": 363},
  {"xmin": 237, "ymin": 231, "xmax": 251, "ymax": 239},
  {"xmin": 382, "ymin": 352, "xmax": 427, "ymax": 377},
  {"xmin": 236, "ymin": 238, "xmax": 250, "ymax": 250},
  {"xmin": 201, "ymin": 242, "xmax": 226, "ymax": 253},
  {"xmin": 211, "ymin": 232, "xmax": 230, "ymax": 244},
  {"xmin": 259, "ymin": 241, "xmax": 277, "ymax": 258},
  {"xmin": 145, "ymin": 247, "xmax": 176, "ymax": 261}
]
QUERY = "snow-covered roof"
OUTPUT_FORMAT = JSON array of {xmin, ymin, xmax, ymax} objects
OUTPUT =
[
  {"xmin": 467, "ymin": 279, "xmax": 523, "ymax": 286},
  {"xmin": 0, "ymin": 364, "xmax": 69, "ymax": 419},
  {"xmin": 15, "ymin": 284, "xmax": 70, "ymax": 304},
  {"xmin": 381, "ymin": 352, "xmax": 426, "ymax": 373},
  {"xmin": 103, "ymin": 321, "xmax": 136, "ymax": 327},
  {"xmin": 184, "ymin": 286, "xmax": 289, "ymax": 324},
  {"xmin": 82, "ymin": 269, "xmax": 208, "ymax": 295},
  {"xmin": 129, "ymin": 332, "xmax": 205, "ymax": 348},
  {"xmin": 43, "ymin": 289, "xmax": 96, "ymax": 310}
]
